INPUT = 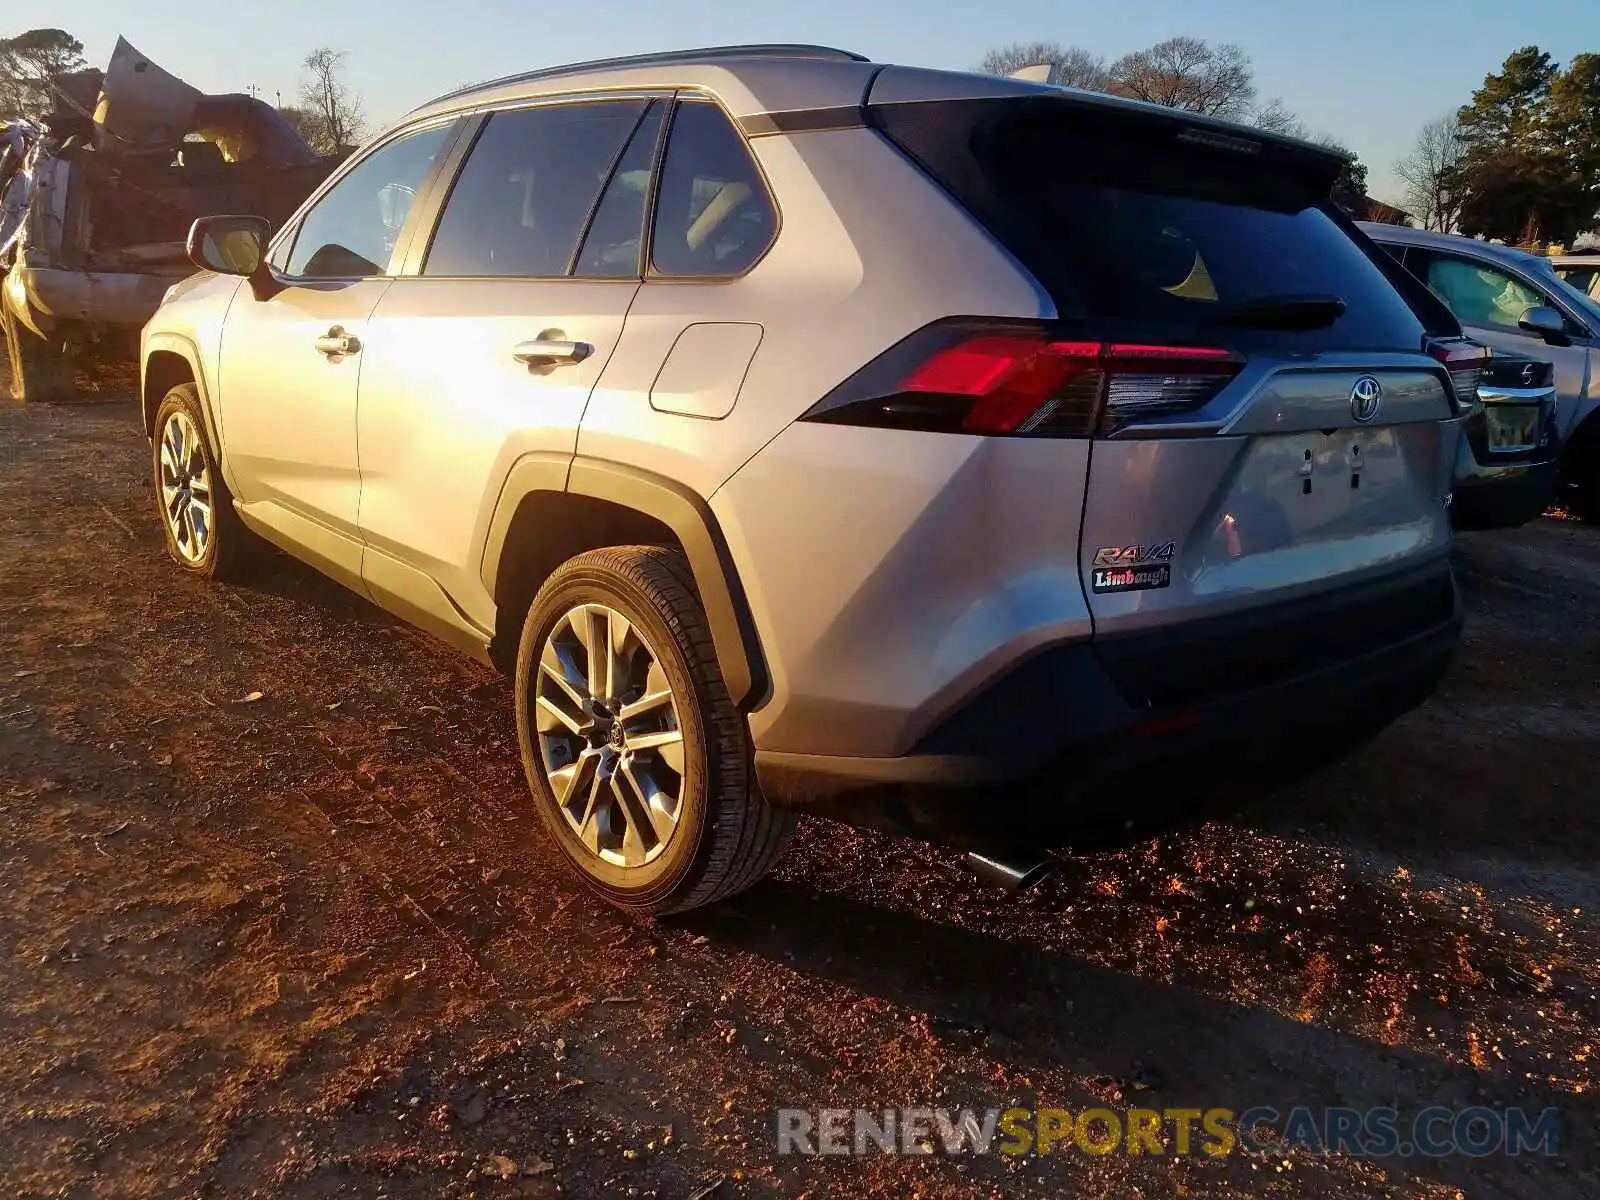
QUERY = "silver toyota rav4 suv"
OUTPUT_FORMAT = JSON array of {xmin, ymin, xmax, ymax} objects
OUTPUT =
[{"xmin": 142, "ymin": 45, "xmax": 1469, "ymax": 914}]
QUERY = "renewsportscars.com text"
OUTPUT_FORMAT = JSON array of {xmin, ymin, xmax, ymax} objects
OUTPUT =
[{"xmin": 775, "ymin": 1105, "xmax": 1560, "ymax": 1159}]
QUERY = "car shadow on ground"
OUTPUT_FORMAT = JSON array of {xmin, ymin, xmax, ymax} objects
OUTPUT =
[{"xmin": 681, "ymin": 863, "xmax": 1592, "ymax": 1196}]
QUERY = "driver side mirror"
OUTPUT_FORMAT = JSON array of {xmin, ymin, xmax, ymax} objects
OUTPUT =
[
  {"xmin": 186, "ymin": 215, "xmax": 271, "ymax": 277},
  {"xmin": 1518, "ymin": 305, "xmax": 1571, "ymax": 347}
]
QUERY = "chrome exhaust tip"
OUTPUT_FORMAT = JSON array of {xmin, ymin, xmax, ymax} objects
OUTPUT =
[{"xmin": 964, "ymin": 851, "xmax": 1054, "ymax": 894}]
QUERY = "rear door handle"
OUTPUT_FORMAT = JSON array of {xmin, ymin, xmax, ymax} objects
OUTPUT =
[
  {"xmin": 314, "ymin": 326, "xmax": 360, "ymax": 358},
  {"xmin": 513, "ymin": 334, "xmax": 593, "ymax": 368}
]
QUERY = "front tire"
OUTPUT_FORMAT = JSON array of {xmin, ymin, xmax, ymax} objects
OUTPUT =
[
  {"xmin": 151, "ymin": 384, "xmax": 254, "ymax": 579},
  {"xmin": 514, "ymin": 546, "xmax": 792, "ymax": 915}
]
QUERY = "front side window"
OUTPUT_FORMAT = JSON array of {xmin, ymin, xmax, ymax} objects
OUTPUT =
[
  {"xmin": 424, "ymin": 100, "xmax": 645, "ymax": 278},
  {"xmin": 651, "ymin": 100, "xmax": 776, "ymax": 277},
  {"xmin": 285, "ymin": 123, "xmax": 452, "ymax": 278},
  {"xmin": 1419, "ymin": 253, "xmax": 1545, "ymax": 331}
]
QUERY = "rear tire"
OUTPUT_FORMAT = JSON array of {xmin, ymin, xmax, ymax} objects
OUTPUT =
[
  {"xmin": 151, "ymin": 384, "xmax": 255, "ymax": 580},
  {"xmin": 2, "ymin": 302, "xmax": 74, "ymax": 403},
  {"xmin": 514, "ymin": 545, "xmax": 792, "ymax": 915}
]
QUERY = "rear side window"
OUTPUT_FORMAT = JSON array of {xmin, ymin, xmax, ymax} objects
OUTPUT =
[
  {"xmin": 651, "ymin": 100, "xmax": 776, "ymax": 277},
  {"xmin": 875, "ymin": 98, "xmax": 1429, "ymax": 353},
  {"xmin": 574, "ymin": 102, "xmax": 666, "ymax": 278},
  {"xmin": 285, "ymin": 122, "xmax": 451, "ymax": 278},
  {"xmin": 425, "ymin": 100, "xmax": 645, "ymax": 277}
]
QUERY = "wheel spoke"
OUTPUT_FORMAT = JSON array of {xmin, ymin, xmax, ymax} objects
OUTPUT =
[
  {"xmin": 618, "ymin": 687, "xmax": 673, "ymax": 722},
  {"xmin": 577, "ymin": 766, "xmax": 607, "ymax": 853},
  {"xmin": 627, "ymin": 728, "xmax": 682, "ymax": 753},
  {"xmin": 539, "ymin": 641, "xmax": 588, "ymax": 711},
  {"xmin": 616, "ymin": 776, "xmax": 649, "ymax": 867},
  {"xmin": 582, "ymin": 607, "xmax": 607, "ymax": 701},
  {"xmin": 189, "ymin": 482, "xmax": 211, "ymax": 506},
  {"xmin": 621, "ymin": 757, "xmax": 677, "ymax": 846},
  {"xmin": 549, "ymin": 747, "xmax": 598, "ymax": 810},
  {"xmin": 606, "ymin": 610, "xmax": 634, "ymax": 704},
  {"xmin": 535, "ymin": 694, "xmax": 583, "ymax": 735},
  {"xmin": 189, "ymin": 504, "xmax": 210, "ymax": 548}
]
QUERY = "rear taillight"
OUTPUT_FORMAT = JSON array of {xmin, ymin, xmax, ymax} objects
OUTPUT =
[
  {"xmin": 1099, "ymin": 343, "xmax": 1242, "ymax": 421},
  {"xmin": 1427, "ymin": 339, "xmax": 1488, "ymax": 411},
  {"xmin": 802, "ymin": 323, "xmax": 1242, "ymax": 436}
]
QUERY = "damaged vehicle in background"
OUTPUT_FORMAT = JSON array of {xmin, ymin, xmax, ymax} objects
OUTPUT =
[{"xmin": 2, "ymin": 37, "xmax": 339, "ymax": 401}]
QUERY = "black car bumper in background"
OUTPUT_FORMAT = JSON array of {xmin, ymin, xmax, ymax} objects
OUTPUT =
[
  {"xmin": 756, "ymin": 561, "xmax": 1461, "ymax": 852},
  {"xmin": 1450, "ymin": 367, "xmax": 1560, "ymax": 531}
]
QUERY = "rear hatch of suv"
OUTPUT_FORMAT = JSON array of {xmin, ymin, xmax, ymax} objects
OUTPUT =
[{"xmin": 868, "ymin": 80, "xmax": 1466, "ymax": 708}]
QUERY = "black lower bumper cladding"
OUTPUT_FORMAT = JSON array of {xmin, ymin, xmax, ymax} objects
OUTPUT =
[{"xmin": 756, "ymin": 561, "xmax": 1461, "ymax": 852}]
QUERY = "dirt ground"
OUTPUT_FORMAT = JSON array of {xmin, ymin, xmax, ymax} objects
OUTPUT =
[{"xmin": 0, "ymin": 384, "xmax": 1596, "ymax": 1199}]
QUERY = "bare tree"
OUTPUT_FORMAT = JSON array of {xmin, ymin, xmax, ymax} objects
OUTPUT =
[
  {"xmin": 1396, "ymin": 115, "xmax": 1468, "ymax": 232},
  {"xmin": 1252, "ymin": 97, "xmax": 1306, "ymax": 137},
  {"xmin": 1108, "ymin": 36, "xmax": 1256, "ymax": 119},
  {"xmin": 276, "ymin": 104, "xmax": 321, "ymax": 149},
  {"xmin": 298, "ymin": 47, "xmax": 365, "ymax": 154},
  {"xmin": 978, "ymin": 41, "xmax": 1108, "ymax": 91}
]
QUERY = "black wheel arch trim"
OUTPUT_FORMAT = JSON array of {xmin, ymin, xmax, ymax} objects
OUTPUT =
[
  {"xmin": 141, "ymin": 334, "xmax": 250, "ymax": 501},
  {"xmin": 482, "ymin": 455, "xmax": 768, "ymax": 710}
]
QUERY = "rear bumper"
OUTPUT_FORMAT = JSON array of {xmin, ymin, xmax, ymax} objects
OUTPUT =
[
  {"xmin": 1451, "ymin": 384, "xmax": 1560, "ymax": 530},
  {"xmin": 1451, "ymin": 458, "xmax": 1559, "ymax": 530},
  {"xmin": 755, "ymin": 560, "xmax": 1461, "ymax": 850}
]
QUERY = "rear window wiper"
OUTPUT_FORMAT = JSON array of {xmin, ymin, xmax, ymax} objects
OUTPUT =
[{"xmin": 1212, "ymin": 294, "xmax": 1347, "ymax": 331}]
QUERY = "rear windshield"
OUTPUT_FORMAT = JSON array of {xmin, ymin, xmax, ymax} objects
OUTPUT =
[{"xmin": 874, "ymin": 97, "xmax": 1432, "ymax": 354}]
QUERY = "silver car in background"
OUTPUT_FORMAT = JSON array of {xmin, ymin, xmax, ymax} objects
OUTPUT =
[
  {"xmin": 1363, "ymin": 224, "xmax": 1600, "ymax": 521},
  {"xmin": 141, "ymin": 45, "xmax": 1468, "ymax": 914}
]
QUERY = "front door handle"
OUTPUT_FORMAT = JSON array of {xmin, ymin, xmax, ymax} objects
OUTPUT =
[
  {"xmin": 314, "ymin": 326, "xmax": 360, "ymax": 358},
  {"xmin": 513, "ymin": 332, "xmax": 593, "ymax": 368}
]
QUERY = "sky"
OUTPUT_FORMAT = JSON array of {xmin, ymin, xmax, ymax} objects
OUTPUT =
[{"xmin": 33, "ymin": 0, "xmax": 1599, "ymax": 205}]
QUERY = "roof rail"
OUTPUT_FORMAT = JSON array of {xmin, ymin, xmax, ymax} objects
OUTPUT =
[{"xmin": 418, "ymin": 44, "xmax": 871, "ymax": 110}]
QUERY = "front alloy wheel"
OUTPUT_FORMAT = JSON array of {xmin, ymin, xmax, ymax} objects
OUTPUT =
[
  {"xmin": 150, "ymin": 382, "xmax": 253, "ymax": 580},
  {"xmin": 534, "ymin": 603, "xmax": 685, "ymax": 868},
  {"xmin": 158, "ymin": 408, "xmax": 214, "ymax": 564}
]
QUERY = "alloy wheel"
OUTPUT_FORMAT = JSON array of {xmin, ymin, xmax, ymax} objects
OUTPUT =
[
  {"xmin": 533, "ymin": 603, "xmax": 685, "ymax": 868},
  {"xmin": 159, "ymin": 410, "xmax": 213, "ymax": 563}
]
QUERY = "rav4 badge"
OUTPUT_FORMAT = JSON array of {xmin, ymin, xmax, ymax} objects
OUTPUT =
[{"xmin": 1091, "ymin": 542, "xmax": 1176, "ymax": 594}]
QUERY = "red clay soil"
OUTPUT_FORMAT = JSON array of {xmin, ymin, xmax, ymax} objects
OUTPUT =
[{"xmin": 0, "ymin": 390, "xmax": 1596, "ymax": 1198}]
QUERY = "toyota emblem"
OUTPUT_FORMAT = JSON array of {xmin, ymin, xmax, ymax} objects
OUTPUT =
[{"xmin": 1350, "ymin": 375, "xmax": 1383, "ymax": 424}]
